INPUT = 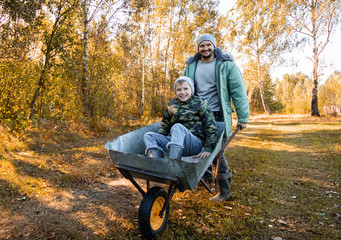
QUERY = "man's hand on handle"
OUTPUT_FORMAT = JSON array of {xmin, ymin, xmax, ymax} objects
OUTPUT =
[{"xmin": 237, "ymin": 122, "xmax": 248, "ymax": 130}]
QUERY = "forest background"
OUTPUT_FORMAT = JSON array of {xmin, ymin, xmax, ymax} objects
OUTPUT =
[
  {"xmin": 1, "ymin": 1, "xmax": 340, "ymax": 239},
  {"xmin": 0, "ymin": 0, "xmax": 341, "ymax": 130}
]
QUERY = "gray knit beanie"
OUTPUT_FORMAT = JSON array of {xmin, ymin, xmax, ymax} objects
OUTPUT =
[
  {"xmin": 197, "ymin": 33, "xmax": 216, "ymax": 48},
  {"xmin": 174, "ymin": 76, "xmax": 195, "ymax": 94}
]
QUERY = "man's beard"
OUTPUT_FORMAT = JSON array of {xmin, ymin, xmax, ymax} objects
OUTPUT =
[
  {"xmin": 202, "ymin": 53, "xmax": 212, "ymax": 59},
  {"xmin": 200, "ymin": 50, "xmax": 213, "ymax": 59}
]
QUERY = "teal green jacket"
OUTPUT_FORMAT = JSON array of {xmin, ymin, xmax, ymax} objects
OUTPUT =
[{"xmin": 183, "ymin": 48, "xmax": 250, "ymax": 137}]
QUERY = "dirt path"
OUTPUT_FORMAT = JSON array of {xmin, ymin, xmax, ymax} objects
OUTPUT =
[
  {"xmin": 0, "ymin": 122, "xmax": 151, "ymax": 239},
  {"xmin": 1, "ymin": 170, "xmax": 149, "ymax": 239}
]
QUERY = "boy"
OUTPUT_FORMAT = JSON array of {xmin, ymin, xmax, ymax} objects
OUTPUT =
[{"xmin": 144, "ymin": 76, "xmax": 217, "ymax": 160}]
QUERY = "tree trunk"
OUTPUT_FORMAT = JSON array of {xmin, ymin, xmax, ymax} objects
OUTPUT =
[
  {"xmin": 256, "ymin": 56, "xmax": 271, "ymax": 114},
  {"xmin": 247, "ymin": 86, "xmax": 254, "ymax": 104},
  {"xmin": 140, "ymin": 9, "xmax": 148, "ymax": 117},
  {"xmin": 165, "ymin": 6, "xmax": 174, "ymax": 100},
  {"xmin": 29, "ymin": 0, "xmax": 80, "ymax": 120},
  {"xmin": 29, "ymin": 34, "xmax": 53, "ymax": 120},
  {"xmin": 155, "ymin": 19, "xmax": 165, "ymax": 111},
  {"xmin": 311, "ymin": 77, "xmax": 319, "ymax": 116},
  {"xmin": 259, "ymin": 81, "xmax": 272, "ymax": 114},
  {"xmin": 149, "ymin": 39, "xmax": 157, "ymax": 114},
  {"xmin": 141, "ymin": 57, "xmax": 145, "ymax": 117},
  {"xmin": 29, "ymin": 0, "xmax": 79, "ymax": 120},
  {"xmin": 29, "ymin": 78, "xmax": 43, "ymax": 120},
  {"xmin": 82, "ymin": 0, "xmax": 91, "ymax": 117},
  {"xmin": 311, "ymin": 9, "xmax": 320, "ymax": 117}
]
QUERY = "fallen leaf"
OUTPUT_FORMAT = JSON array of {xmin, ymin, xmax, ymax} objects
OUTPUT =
[{"xmin": 278, "ymin": 219, "xmax": 287, "ymax": 225}]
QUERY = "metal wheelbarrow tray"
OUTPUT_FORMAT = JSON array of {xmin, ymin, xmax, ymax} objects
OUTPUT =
[{"xmin": 105, "ymin": 122, "xmax": 239, "ymax": 238}]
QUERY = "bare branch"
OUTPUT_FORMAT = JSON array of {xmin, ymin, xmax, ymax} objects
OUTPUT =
[{"xmin": 88, "ymin": 0, "xmax": 105, "ymax": 23}]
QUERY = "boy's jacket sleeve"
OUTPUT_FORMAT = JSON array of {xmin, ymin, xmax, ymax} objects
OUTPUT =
[
  {"xmin": 158, "ymin": 103, "xmax": 172, "ymax": 135},
  {"xmin": 199, "ymin": 100, "xmax": 217, "ymax": 153}
]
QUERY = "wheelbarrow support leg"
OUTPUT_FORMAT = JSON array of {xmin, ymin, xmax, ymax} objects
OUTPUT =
[
  {"xmin": 159, "ymin": 181, "xmax": 177, "ymax": 218},
  {"xmin": 199, "ymin": 178, "xmax": 218, "ymax": 193},
  {"xmin": 118, "ymin": 168, "xmax": 146, "ymax": 196}
]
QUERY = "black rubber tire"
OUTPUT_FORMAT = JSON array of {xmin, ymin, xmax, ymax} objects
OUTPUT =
[{"xmin": 138, "ymin": 186, "xmax": 170, "ymax": 239}]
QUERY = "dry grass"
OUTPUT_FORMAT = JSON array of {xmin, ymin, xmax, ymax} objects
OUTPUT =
[{"xmin": 0, "ymin": 115, "xmax": 340, "ymax": 239}]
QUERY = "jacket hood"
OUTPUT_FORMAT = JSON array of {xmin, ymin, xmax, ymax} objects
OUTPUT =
[{"xmin": 186, "ymin": 47, "xmax": 234, "ymax": 64}]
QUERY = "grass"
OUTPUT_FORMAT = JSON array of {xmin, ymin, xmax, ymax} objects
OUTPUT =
[{"xmin": 0, "ymin": 115, "xmax": 340, "ymax": 239}]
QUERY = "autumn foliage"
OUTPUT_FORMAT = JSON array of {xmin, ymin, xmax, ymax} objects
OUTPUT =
[{"xmin": 0, "ymin": 0, "xmax": 340, "ymax": 131}]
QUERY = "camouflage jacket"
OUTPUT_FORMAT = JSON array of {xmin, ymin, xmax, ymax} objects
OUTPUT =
[{"xmin": 158, "ymin": 96, "xmax": 217, "ymax": 152}]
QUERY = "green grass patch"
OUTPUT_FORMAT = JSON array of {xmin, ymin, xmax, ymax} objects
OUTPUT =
[{"xmin": 0, "ymin": 115, "xmax": 340, "ymax": 239}]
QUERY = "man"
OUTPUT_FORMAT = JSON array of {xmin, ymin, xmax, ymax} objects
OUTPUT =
[{"xmin": 184, "ymin": 33, "xmax": 250, "ymax": 202}]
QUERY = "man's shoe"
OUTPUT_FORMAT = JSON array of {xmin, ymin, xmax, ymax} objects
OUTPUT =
[{"xmin": 210, "ymin": 170, "xmax": 232, "ymax": 202}]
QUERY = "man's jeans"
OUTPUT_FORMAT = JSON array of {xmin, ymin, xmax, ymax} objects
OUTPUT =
[
  {"xmin": 144, "ymin": 123, "xmax": 203, "ymax": 157},
  {"xmin": 216, "ymin": 121, "xmax": 228, "ymax": 173}
]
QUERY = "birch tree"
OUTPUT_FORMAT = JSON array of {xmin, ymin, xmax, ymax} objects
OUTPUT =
[
  {"xmin": 225, "ymin": 0, "xmax": 291, "ymax": 114},
  {"xmin": 286, "ymin": 0, "xmax": 341, "ymax": 116}
]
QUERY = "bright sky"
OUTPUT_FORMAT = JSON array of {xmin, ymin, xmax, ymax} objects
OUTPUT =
[{"xmin": 219, "ymin": 0, "xmax": 341, "ymax": 81}]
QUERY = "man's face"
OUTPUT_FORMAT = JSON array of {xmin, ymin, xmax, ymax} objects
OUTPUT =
[
  {"xmin": 198, "ymin": 40, "xmax": 214, "ymax": 59},
  {"xmin": 175, "ymin": 81, "xmax": 192, "ymax": 102}
]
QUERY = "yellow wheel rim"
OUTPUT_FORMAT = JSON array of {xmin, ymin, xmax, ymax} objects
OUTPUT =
[{"xmin": 150, "ymin": 196, "xmax": 166, "ymax": 231}]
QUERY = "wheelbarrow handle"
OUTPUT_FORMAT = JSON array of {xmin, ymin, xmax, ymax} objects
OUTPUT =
[
  {"xmin": 219, "ymin": 125, "xmax": 241, "ymax": 153},
  {"xmin": 211, "ymin": 125, "xmax": 241, "ymax": 185}
]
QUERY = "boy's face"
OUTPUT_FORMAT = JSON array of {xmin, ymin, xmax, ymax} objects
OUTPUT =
[{"xmin": 175, "ymin": 81, "xmax": 192, "ymax": 102}]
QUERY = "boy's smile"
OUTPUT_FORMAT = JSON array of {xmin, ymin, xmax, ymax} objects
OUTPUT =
[{"xmin": 175, "ymin": 82, "xmax": 192, "ymax": 102}]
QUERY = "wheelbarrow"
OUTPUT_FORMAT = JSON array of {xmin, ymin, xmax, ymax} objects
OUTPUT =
[{"xmin": 105, "ymin": 122, "xmax": 240, "ymax": 238}]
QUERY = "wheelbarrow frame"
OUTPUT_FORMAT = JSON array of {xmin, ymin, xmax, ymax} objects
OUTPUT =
[{"xmin": 106, "ymin": 124, "xmax": 240, "ymax": 216}]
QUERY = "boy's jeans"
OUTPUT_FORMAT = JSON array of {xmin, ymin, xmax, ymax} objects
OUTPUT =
[{"xmin": 144, "ymin": 123, "xmax": 203, "ymax": 157}]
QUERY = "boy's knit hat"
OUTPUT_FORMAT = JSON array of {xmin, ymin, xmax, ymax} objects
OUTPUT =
[
  {"xmin": 174, "ymin": 76, "xmax": 195, "ymax": 94},
  {"xmin": 197, "ymin": 33, "xmax": 216, "ymax": 48}
]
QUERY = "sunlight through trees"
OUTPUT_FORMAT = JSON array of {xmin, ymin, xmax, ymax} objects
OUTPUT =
[{"xmin": 0, "ymin": 0, "xmax": 340, "ymax": 129}]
